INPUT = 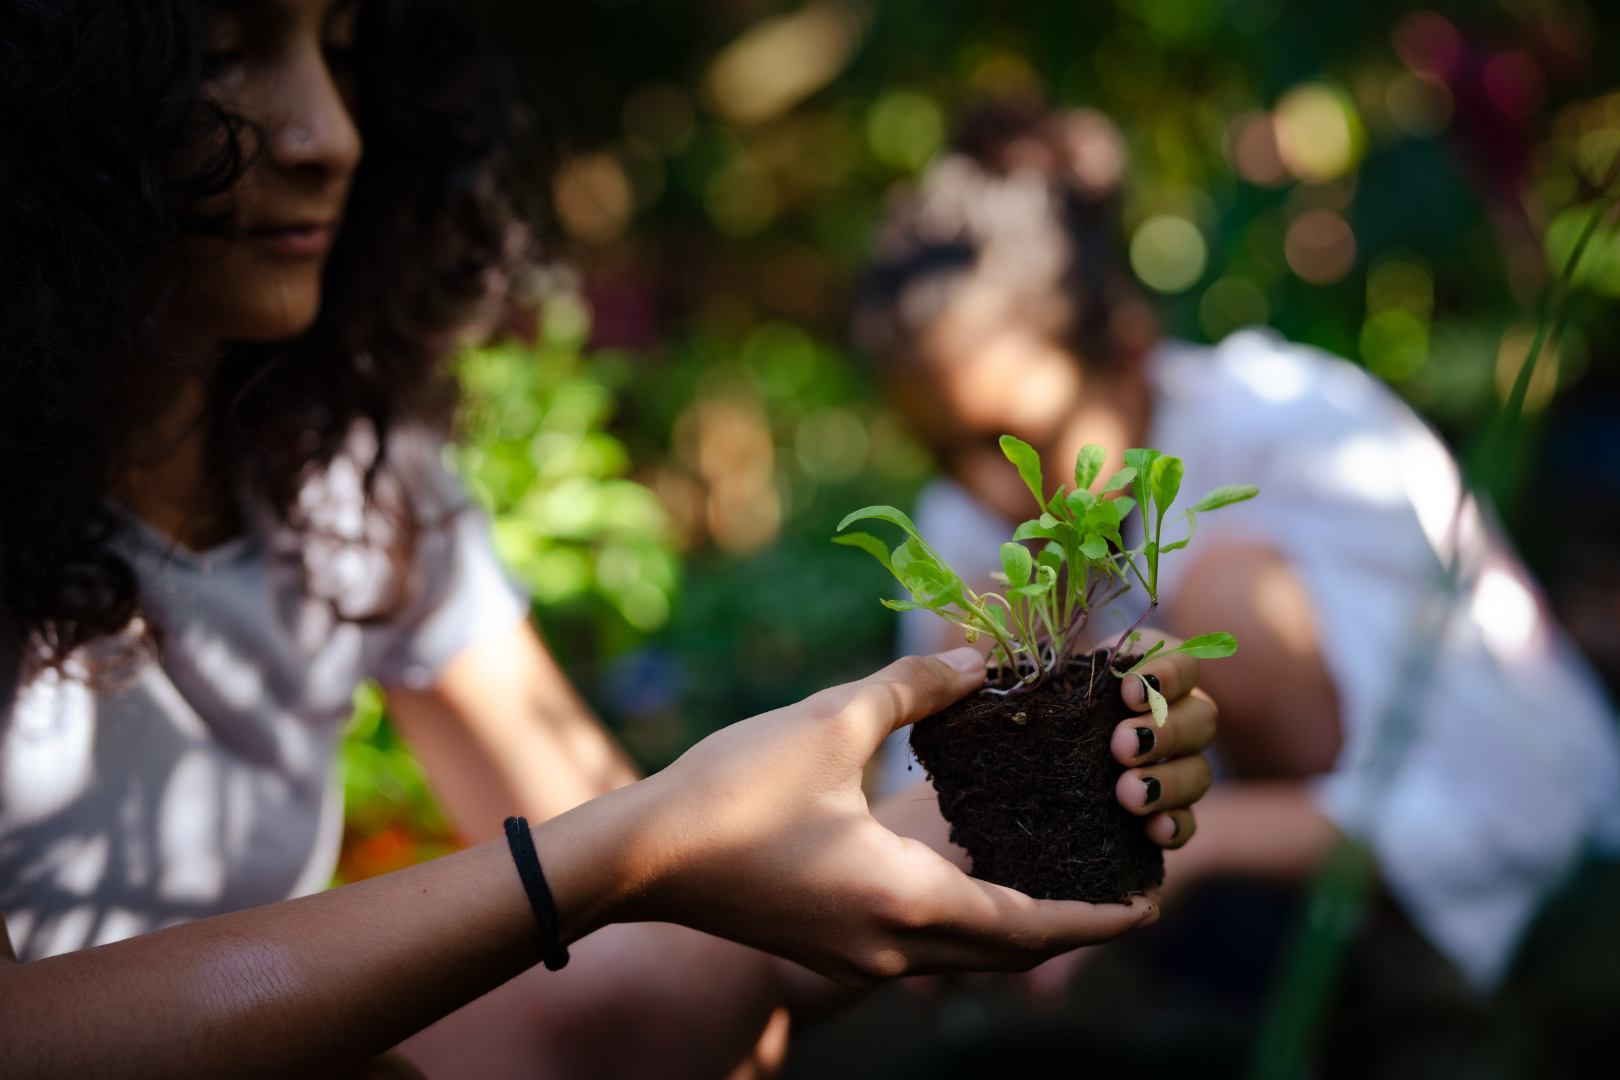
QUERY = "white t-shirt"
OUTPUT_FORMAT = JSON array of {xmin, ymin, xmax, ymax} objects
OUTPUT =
[
  {"xmin": 886, "ymin": 329, "xmax": 1620, "ymax": 988},
  {"xmin": 0, "ymin": 426, "xmax": 526, "ymax": 961}
]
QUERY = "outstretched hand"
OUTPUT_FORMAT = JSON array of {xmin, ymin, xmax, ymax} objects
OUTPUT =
[{"xmin": 536, "ymin": 648, "xmax": 1160, "ymax": 986}]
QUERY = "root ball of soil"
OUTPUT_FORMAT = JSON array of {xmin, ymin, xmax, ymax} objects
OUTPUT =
[{"xmin": 908, "ymin": 652, "xmax": 1164, "ymax": 904}]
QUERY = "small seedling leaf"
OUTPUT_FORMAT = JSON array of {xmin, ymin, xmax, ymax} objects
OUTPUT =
[
  {"xmin": 1101, "ymin": 467, "xmax": 1137, "ymax": 494},
  {"xmin": 1123, "ymin": 448, "xmax": 1162, "ymax": 474},
  {"xmin": 1000, "ymin": 435, "xmax": 1045, "ymax": 505},
  {"xmin": 1166, "ymin": 631, "xmax": 1239, "ymax": 659},
  {"xmin": 880, "ymin": 598, "xmax": 938, "ymax": 613},
  {"xmin": 1192, "ymin": 484, "xmax": 1260, "ymax": 512},
  {"xmin": 1000, "ymin": 542, "xmax": 1033, "ymax": 588},
  {"xmin": 838, "ymin": 505, "xmax": 923, "ymax": 542},
  {"xmin": 1113, "ymin": 496, "xmax": 1137, "ymax": 522},
  {"xmin": 1045, "ymin": 486, "xmax": 1069, "ymax": 517},
  {"xmin": 1037, "ymin": 547, "xmax": 1064, "ymax": 574},
  {"xmin": 1078, "ymin": 533, "xmax": 1109, "ymax": 560},
  {"xmin": 1151, "ymin": 456, "xmax": 1184, "ymax": 519},
  {"xmin": 1075, "ymin": 444, "xmax": 1107, "ymax": 491},
  {"xmin": 1065, "ymin": 489, "xmax": 1097, "ymax": 517},
  {"xmin": 831, "ymin": 531, "xmax": 892, "ymax": 572},
  {"xmin": 1145, "ymin": 679, "xmax": 1169, "ymax": 726},
  {"xmin": 1013, "ymin": 519, "xmax": 1058, "ymax": 542}
]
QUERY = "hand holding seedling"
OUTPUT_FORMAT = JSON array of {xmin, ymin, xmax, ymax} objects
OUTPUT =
[{"xmin": 835, "ymin": 436, "xmax": 1253, "ymax": 903}]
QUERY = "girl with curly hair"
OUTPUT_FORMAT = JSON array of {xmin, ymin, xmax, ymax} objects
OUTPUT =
[{"xmin": 0, "ymin": 3, "xmax": 1216, "ymax": 1076}]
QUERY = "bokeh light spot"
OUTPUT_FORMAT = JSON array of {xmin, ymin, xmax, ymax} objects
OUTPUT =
[
  {"xmin": 1386, "ymin": 73, "xmax": 1453, "ymax": 138},
  {"xmin": 1226, "ymin": 112, "xmax": 1288, "ymax": 186},
  {"xmin": 704, "ymin": 3, "xmax": 861, "ymax": 126},
  {"xmin": 1284, "ymin": 210, "xmax": 1356, "ymax": 284},
  {"xmin": 867, "ymin": 91, "xmax": 945, "ymax": 173},
  {"xmin": 1361, "ymin": 310, "xmax": 1429, "ymax": 381},
  {"xmin": 1391, "ymin": 11, "xmax": 1463, "ymax": 80},
  {"xmin": 553, "ymin": 153, "xmax": 633, "ymax": 245},
  {"xmin": 1130, "ymin": 215, "xmax": 1207, "ymax": 294},
  {"xmin": 1274, "ymin": 83, "xmax": 1363, "ymax": 182},
  {"xmin": 796, "ymin": 408, "xmax": 870, "ymax": 482},
  {"xmin": 1483, "ymin": 52, "xmax": 1547, "ymax": 120}
]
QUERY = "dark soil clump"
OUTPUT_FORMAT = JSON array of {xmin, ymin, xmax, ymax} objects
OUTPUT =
[{"xmin": 909, "ymin": 651, "xmax": 1163, "ymax": 904}]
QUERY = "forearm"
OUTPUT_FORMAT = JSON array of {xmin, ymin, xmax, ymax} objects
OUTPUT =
[
  {"xmin": 387, "ymin": 621, "xmax": 641, "ymax": 844},
  {"xmin": 1162, "ymin": 780, "xmax": 1340, "ymax": 897},
  {"xmin": 0, "ymin": 842, "xmax": 542, "ymax": 1079}
]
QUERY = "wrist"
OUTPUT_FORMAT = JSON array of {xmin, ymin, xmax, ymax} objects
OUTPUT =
[{"xmin": 526, "ymin": 777, "xmax": 662, "ymax": 942}]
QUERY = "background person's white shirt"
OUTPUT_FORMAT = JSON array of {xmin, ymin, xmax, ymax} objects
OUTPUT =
[{"xmin": 884, "ymin": 329, "xmax": 1620, "ymax": 989}]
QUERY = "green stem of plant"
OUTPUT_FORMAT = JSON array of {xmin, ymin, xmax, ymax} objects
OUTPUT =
[{"xmin": 1492, "ymin": 163, "xmax": 1620, "ymax": 495}]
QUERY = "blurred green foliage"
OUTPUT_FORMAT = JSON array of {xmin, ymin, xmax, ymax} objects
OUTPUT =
[{"xmin": 342, "ymin": 0, "xmax": 1620, "ymax": 876}]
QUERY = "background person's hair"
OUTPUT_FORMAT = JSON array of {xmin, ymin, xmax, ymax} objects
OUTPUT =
[
  {"xmin": 851, "ymin": 100, "xmax": 1146, "ymax": 375},
  {"xmin": 0, "ymin": 0, "xmax": 540, "ymax": 668}
]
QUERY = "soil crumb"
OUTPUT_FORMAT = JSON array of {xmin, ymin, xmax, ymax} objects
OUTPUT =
[{"xmin": 909, "ymin": 652, "xmax": 1164, "ymax": 904}]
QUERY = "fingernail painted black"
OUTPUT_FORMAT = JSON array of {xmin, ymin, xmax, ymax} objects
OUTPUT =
[
  {"xmin": 1143, "ymin": 776, "xmax": 1161, "ymax": 805},
  {"xmin": 1171, "ymin": 816, "xmax": 1182, "ymax": 838},
  {"xmin": 1143, "ymin": 673, "xmax": 1162, "ymax": 693},
  {"xmin": 1136, "ymin": 727, "xmax": 1155, "ymax": 755}
]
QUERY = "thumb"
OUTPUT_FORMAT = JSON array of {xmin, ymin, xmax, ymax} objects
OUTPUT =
[{"xmin": 844, "ymin": 648, "xmax": 986, "ymax": 750}]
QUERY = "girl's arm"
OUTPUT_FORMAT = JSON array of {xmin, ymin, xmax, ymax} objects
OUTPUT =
[
  {"xmin": 0, "ymin": 651, "xmax": 1159, "ymax": 1079},
  {"xmin": 383, "ymin": 620, "xmax": 641, "ymax": 838}
]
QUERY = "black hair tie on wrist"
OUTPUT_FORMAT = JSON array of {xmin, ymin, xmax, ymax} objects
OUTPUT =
[{"xmin": 504, "ymin": 816, "xmax": 570, "ymax": 971}]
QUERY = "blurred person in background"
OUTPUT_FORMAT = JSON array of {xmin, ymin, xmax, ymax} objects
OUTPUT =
[
  {"xmin": 852, "ymin": 100, "xmax": 1620, "ymax": 1069},
  {"xmin": 0, "ymin": 4, "xmax": 1220, "ymax": 1078}
]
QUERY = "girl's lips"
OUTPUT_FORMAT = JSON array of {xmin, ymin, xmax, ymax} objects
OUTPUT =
[{"xmin": 249, "ymin": 223, "xmax": 334, "ymax": 258}]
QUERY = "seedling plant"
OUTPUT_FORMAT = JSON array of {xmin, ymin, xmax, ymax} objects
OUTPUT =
[{"xmin": 836, "ymin": 436, "xmax": 1256, "ymax": 724}]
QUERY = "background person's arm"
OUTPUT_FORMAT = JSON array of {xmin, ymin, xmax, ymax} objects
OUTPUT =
[{"xmin": 0, "ymin": 651, "xmax": 1159, "ymax": 1079}]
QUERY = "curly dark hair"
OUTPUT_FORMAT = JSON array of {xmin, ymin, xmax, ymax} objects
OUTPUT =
[
  {"xmin": 851, "ymin": 100, "xmax": 1145, "ymax": 375},
  {"xmin": 0, "ymin": 0, "xmax": 538, "ymax": 665}
]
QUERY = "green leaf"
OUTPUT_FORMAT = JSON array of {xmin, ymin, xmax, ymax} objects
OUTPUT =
[
  {"xmin": 1075, "ymin": 444, "xmax": 1107, "ymax": 491},
  {"xmin": 1012, "ymin": 519, "xmax": 1058, "ymax": 542},
  {"xmin": 1065, "ymin": 488, "xmax": 1097, "ymax": 517},
  {"xmin": 1078, "ymin": 533, "xmax": 1109, "ymax": 560},
  {"xmin": 1101, "ymin": 467, "xmax": 1137, "ymax": 494},
  {"xmin": 1000, "ymin": 542, "xmax": 1033, "ymax": 588},
  {"xmin": 1045, "ymin": 486, "xmax": 1069, "ymax": 517},
  {"xmin": 880, "ymin": 598, "xmax": 940, "ymax": 613},
  {"xmin": 1084, "ymin": 500, "xmax": 1123, "ymax": 546},
  {"xmin": 1000, "ymin": 435, "xmax": 1045, "ymax": 506},
  {"xmin": 1160, "ymin": 509, "xmax": 1197, "ymax": 553},
  {"xmin": 1122, "ymin": 448, "xmax": 1162, "ymax": 474},
  {"xmin": 831, "ymin": 531, "xmax": 892, "ymax": 572},
  {"xmin": 837, "ymin": 505, "xmax": 923, "ymax": 542},
  {"xmin": 1150, "ymin": 456, "xmax": 1184, "ymax": 520},
  {"xmin": 1039, "ymin": 512, "xmax": 1059, "ymax": 530},
  {"xmin": 1192, "ymin": 484, "xmax": 1259, "ymax": 512},
  {"xmin": 1113, "ymin": 496, "xmax": 1137, "ymax": 522},
  {"xmin": 1007, "ymin": 565, "xmax": 1056, "ymax": 600},
  {"xmin": 1164, "ymin": 631, "xmax": 1239, "ymax": 659},
  {"xmin": 1037, "ymin": 546, "xmax": 1064, "ymax": 573}
]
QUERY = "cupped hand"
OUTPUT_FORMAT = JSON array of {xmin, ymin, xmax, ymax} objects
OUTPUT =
[{"xmin": 559, "ymin": 649, "xmax": 1159, "ymax": 986}]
